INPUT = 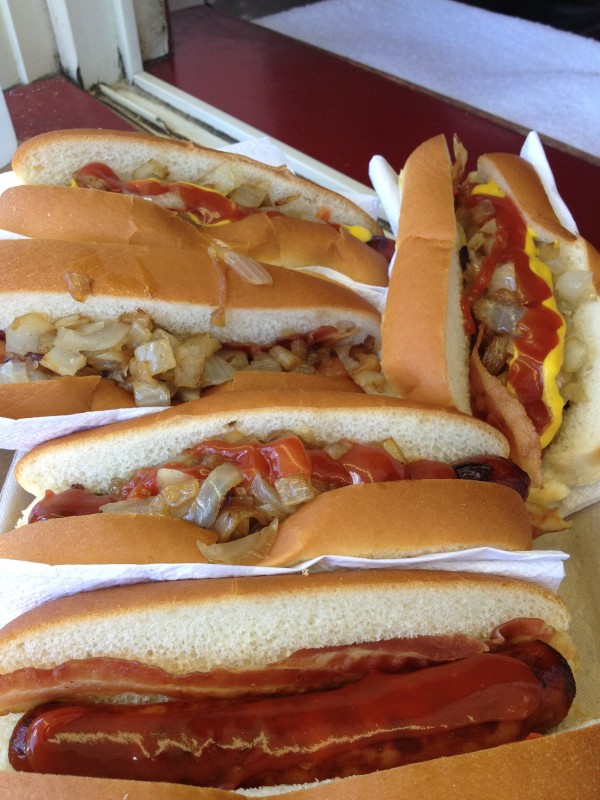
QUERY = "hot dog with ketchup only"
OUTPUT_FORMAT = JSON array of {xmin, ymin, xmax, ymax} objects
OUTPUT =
[
  {"xmin": 380, "ymin": 134, "xmax": 600, "ymax": 515},
  {"xmin": 1, "ymin": 129, "xmax": 392, "ymax": 288},
  {"xmin": 0, "ymin": 570, "xmax": 577, "ymax": 790},
  {"xmin": 9, "ymin": 390, "xmax": 538, "ymax": 566}
]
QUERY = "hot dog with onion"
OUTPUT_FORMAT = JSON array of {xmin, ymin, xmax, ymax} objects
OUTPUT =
[
  {"xmin": 0, "ymin": 570, "xmax": 576, "ymax": 789},
  {"xmin": 0, "ymin": 237, "xmax": 386, "ymax": 418},
  {"xmin": 381, "ymin": 134, "xmax": 600, "ymax": 513},
  {"xmin": 8, "ymin": 390, "xmax": 537, "ymax": 566},
  {"xmin": 1, "ymin": 129, "xmax": 392, "ymax": 288}
]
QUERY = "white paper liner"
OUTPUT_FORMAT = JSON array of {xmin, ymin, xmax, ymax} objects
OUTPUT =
[
  {"xmin": 0, "ymin": 547, "xmax": 568, "ymax": 629},
  {"xmin": 368, "ymin": 130, "xmax": 578, "ymax": 236}
]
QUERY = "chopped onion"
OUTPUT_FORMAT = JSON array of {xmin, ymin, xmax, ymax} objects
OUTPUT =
[
  {"xmin": 87, "ymin": 348, "xmax": 129, "ymax": 372},
  {"xmin": 126, "ymin": 322, "xmax": 153, "ymax": 348},
  {"xmin": 197, "ymin": 519, "xmax": 279, "ymax": 565},
  {"xmin": 0, "ymin": 360, "xmax": 30, "ymax": 383},
  {"xmin": 473, "ymin": 297, "xmax": 524, "ymax": 335},
  {"xmin": 54, "ymin": 314, "xmax": 86, "ymax": 329},
  {"xmin": 202, "ymin": 354, "xmax": 235, "ymax": 386},
  {"xmin": 132, "ymin": 378, "xmax": 171, "ymax": 407},
  {"xmin": 230, "ymin": 181, "xmax": 269, "ymax": 209},
  {"xmin": 489, "ymin": 262, "xmax": 517, "ymax": 294},
  {"xmin": 244, "ymin": 355, "xmax": 282, "ymax": 372},
  {"xmin": 100, "ymin": 497, "xmax": 157, "ymax": 515},
  {"xmin": 64, "ymin": 271, "xmax": 92, "ymax": 302},
  {"xmin": 5, "ymin": 313, "xmax": 53, "ymax": 357},
  {"xmin": 555, "ymin": 270, "xmax": 596, "ymax": 308},
  {"xmin": 562, "ymin": 335, "xmax": 587, "ymax": 374},
  {"xmin": 221, "ymin": 249, "xmax": 273, "ymax": 285},
  {"xmin": 249, "ymin": 474, "xmax": 287, "ymax": 517},
  {"xmin": 268, "ymin": 345, "xmax": 302, "ymax": 371},
  {"xmin": 275, "ymin": 475, "xmax": 315, "ymax": 507},
  {"xmin": 177, "ymin": 333, "xmax": 221, "ymax": 359},
  {"xmin": 131, "ymin": 159, "xmax": 169, "ymax": 180},
  {"xmin": 141, "ymin": 190, "xmax": 186, "ymax": 211},
  {"xmin": 184, "ymin": 462, "xmax": 244, "ymax": 528},
  {"xmin": 201, "ymin": 163, "xmax": 237, "ymax": 196},
  {"xmin": 481, "ymin": 335, "xmax": 512, "ymax": 376},
  {"xmin": 156, "ymin": 468, "xmax": 193, "ymax": 490},
  {"xmin": 54, "ymin": 321, "xmax": 129, "ymax": 353},
  {"xmin": 40, "ymin": 346, "xmax": 86, "ymax": 376},
  {"xmin": 134, "ymin": 338, "xmax": 176, "ymax": 376}
]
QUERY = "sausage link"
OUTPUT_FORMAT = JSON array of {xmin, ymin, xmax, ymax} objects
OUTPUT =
[{"xmin": 10, "ymin": 641, "xmax": 574, "ymax": 790}]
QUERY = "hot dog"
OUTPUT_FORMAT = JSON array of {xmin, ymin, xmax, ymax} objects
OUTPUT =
[
  {"xmin": 1, "ymin": 721, "xmax": 600, "ymax": 800},
  {"xmin": 10, "ymin": 390, "xmax": 533, "ymax": 566},
  {"xmin": 0, "ymin": 237, "xmax": 385, "ymax": 418},
  {"xmin": 2, "ymin": 129, "xmax": 391, "ymax": 287},
  {"xmin": 0, "ymin": 570, "xmax": 576, "ymax": 790},
  {"xmin": 380, "ymin": 134, "xmax": 600, "ymax": 513}
]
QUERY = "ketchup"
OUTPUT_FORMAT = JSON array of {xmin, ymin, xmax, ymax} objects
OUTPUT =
[
  {"xmin": 461, "ymin": 192, "xmax": 564, "ymax": 437},
  {"xmin": 10, "ymin": 652, "xmax": 543, "ymax": 788},
  {"xmin": 74, "ymin": 163, "xmax": 249, "ymax": 226}
]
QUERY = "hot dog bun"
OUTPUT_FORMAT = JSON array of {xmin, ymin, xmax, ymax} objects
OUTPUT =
[
  {"xmin": 0, "ymin": 480, "xmax": 532, "ymax": 567},
  {"xmin": 10, "ymin": 128, "xmax": 383, "ymax": 236},
  {"xmin": 0, "ymin": 238, "xmax": 382, "ymax": 416},
  {"xmin": 0, "ymin": 185, "xmax": 390, "ymax": 288},
  {"xmin": 0, "ymin": 376, "xmax": 135, "ymax": 419},
  {"xmin": 380, "ymin": 133, "xmax": 600, "ymax": 511},
  {"xmin": 381, "ymin": 134, "xmax": 470, "ymax": 413},
  {"xmin": 14, "ymin": 390, "xmax": 510, "ymax": 498},
  {"xmin": 0, "ymin": 571, "xmax": 575, "ymax": 788},
  {"xmin": 0, "ymin": 722, "xmax": 599, "ymax": 799}
]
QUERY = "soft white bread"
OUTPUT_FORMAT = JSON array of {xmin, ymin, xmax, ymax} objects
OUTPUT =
[
  {"xmin": 0, "ymin": 239, "xmax": 380, "ymax": 346},
  {"xmin": 0, "ymin": 480, "xmax": 533, "ymax": 567},
  {"xmin": 14, "ymin": 390, "xmax": 510, "ymax": 497},
  {"xmin": 473, "ymin": 153, "xmax": 600, "ymax": 506},
  {"xmin": 476, "ymin": 152, "xmax": 592, "ymax": 272},
  {"xmin": 381, "ymin": 134, "xmax": 471, "ymax": 414},
  {"xmin": 0, "ymin": 570, "xmax": 570, "ymax": 675},
  {"xmin": 533, "ymin": 297, "xmax": 600, "ymax": 506},
  {"xmin": 0, "ymin": 186, "xmax": 390, "ymax": 288},
  {"xmin": 0, "ymin": 723, "xmax": 598, "ymax": 799},
  {"xmin": 11, "ymin": 129, "xmax": 383, "ymax": 235}
]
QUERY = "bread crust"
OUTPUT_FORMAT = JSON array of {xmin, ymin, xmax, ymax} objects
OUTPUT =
[
  {"xmin": 260, "ymin": 479, "xmax": 532, "ymax": 566},
  {"xmin": 277, "ymin": 722, "xmax": 600, "ymax": 800},
  {"xmin": 0, "ymin": 480, "xmax": 532, "ymax": 567},
  {"xmin": 211, "ymin": 213, "xmax": 390, "ymax": 286},
  {"xmin": 11, "ymin": 128, "xmax": 383, "ymax": 235},
  {"xmin": 0, "ymin": 514, "xmax": 214, "ymax": 565},
  {"xmin": 202, "ymin": 371, "xmax": 362, "ymax": 395},
  {"xmin": 0, "ymin": 377, "xmax": 135, "ymax": 419},
  {"xmin": 381, "ymin": 134, "xmax": 470, "ymax": 413},
  {"xmin": 0, "ymin": 239, "xmax": 380, "ymax": 339},
  {"xmin": 476, "ymin": 152, "xmax": 578, "ymax": 245},
  {"xmin": 14, "ymin": 390, "xmax": 510, "ymax": 496},
  {"xmin": 0, "ymin": 186, "xmax": 389, "ymax": 287}
]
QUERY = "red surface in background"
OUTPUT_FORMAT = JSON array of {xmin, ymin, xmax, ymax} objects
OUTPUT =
[
  {"xmin": 5, "ymin": 6, "xmax": 600, "ymax": 248},
  {"xmin": 147, "ymin": 6, "xmax": 600, "ymax": 248}
]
